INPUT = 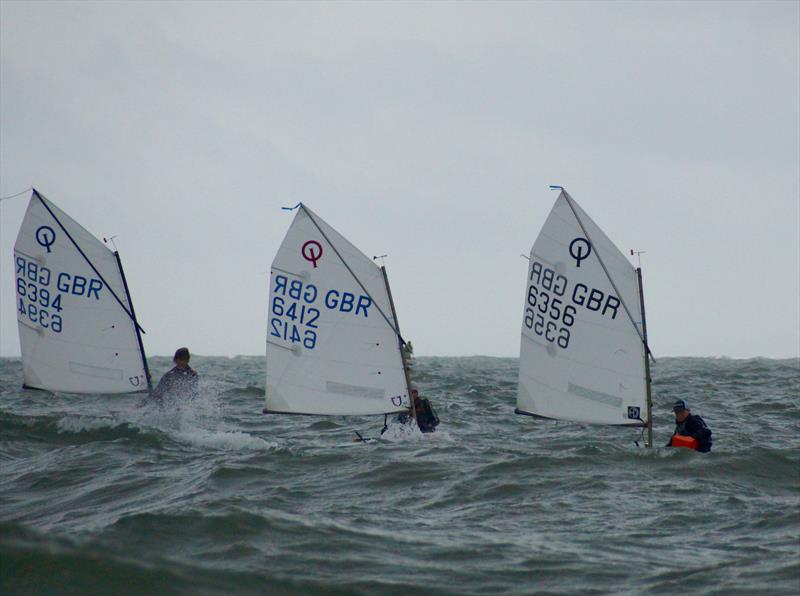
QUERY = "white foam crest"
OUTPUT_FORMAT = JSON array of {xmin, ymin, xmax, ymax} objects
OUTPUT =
[
  {"xmin": 421, "ymin": 426, "xmax": 454, "ymax": 444},
  {"xmin": 379, "ymin": 418, "xmax": 424, "ymax": 442},
  {"xmin": 123, "ymin": 384, "xmax": 222, "ymax": 429},
  {"xmin": 172, "ymin": 429, "xmax": 278, "ymax": 451},
  {"xmin": 56, "ymin": 415, "xmax": 123, "ymax": 433},
  {"xmin": 109, "ymin": 385, "xmax": 279, "ymax": 452}
]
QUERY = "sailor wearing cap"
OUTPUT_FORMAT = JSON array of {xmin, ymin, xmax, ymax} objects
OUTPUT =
[{"xmin": 666, "ymin": 399, "xmax": 712, "ymax": 452}]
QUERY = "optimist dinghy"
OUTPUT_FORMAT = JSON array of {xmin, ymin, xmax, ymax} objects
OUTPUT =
[
  {"xmin": 516, "ymin": 187, "xmax": 655, "ymax": 446},
  {"xmin": 263, "ymin": 204, "xmax": 418, "ymax": 430},
  {"xmin": 13, "ymin": 189, "xmax": 151, "ymax": 393}
]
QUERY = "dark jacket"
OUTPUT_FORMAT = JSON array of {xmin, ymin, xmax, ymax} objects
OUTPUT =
[
  {"xmin": 151, "ymin": 366, "xmax": 198, "ymax": 401},
  {"xmin": 415, "ymin": 398, "xmax": 440, "ymax": 433},
  {"xmin": 667, "ymin": 413, "xmax": 712, "ymax": 452}
]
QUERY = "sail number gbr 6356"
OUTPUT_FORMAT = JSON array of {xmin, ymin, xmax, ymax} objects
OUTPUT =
[{"xmin": 524, "ymin": 260, "xmax": 621, "ymax": 350}]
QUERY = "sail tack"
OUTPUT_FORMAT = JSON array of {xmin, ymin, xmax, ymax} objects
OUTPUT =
[
  {"xmin": 517, "ymin": 190, "xmax": 648, "ymax": 426},
  {"xmin": 13, "ymin": 190, "xmax": 148, "ymax": 393},
  {"xmin": 265, "ymin": 205, "xmax": 410, "ymax": 416}
]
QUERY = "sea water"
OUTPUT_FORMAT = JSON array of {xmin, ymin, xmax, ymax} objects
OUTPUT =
[{"xmin": 1, "ymin": 356, "xmax": 798, "ymax": 595}]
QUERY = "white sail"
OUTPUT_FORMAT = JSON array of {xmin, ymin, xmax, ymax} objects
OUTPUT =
[
  {"xmin": 517, "ymin": 189, "xmax": 648, "ymax": 426},
  {"xmin": 13, "ymin": 190, "xmax": 149, "ymax": 393},
  {"xmin": 265, "ymin": 204, "xmax": 410, "ymax": 416}
]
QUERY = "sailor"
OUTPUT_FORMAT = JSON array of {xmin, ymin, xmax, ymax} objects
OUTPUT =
[
  {"xmin": 150, "ymin": 347, "xmax": 199, "ymax": 401},
  {"xmin": 412, "ymin": 389, "xmax": 440, "ymax": 433},
  {"xmin": 666, "ymin": 399, "xmax": 712, "ymax": 452},
  {"xmin": 381, "ymin": 388, "xmax": 440, "ymax": 435}
]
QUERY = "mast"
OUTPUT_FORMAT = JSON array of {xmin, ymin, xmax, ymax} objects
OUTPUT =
[
  {"xmin": 636, "ymin": 267, "xmax": 653, "ymax": 448},
  {"xmin": 114, "ymin": 251, "xmax": 152, "ymax": 393},
  {"xmin": 380, "ymin": 265, "xmax": 416, "ymax": 421}
]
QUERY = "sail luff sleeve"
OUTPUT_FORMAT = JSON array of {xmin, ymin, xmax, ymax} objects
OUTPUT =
[
  {"xmin": 381, "ymin": 265, "xmax": 415, "ymax": 418},
  {"xmin": 637, "ymin": 267, "xmax": 655, "ymax": 446},
  {"xmin": 114, "ymin": 250, "xmax": 152, "ymax": 392}
]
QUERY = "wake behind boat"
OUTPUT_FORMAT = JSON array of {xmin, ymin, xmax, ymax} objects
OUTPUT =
[
  {"xmin": 13, "ymin": 189, "xmax": 151, "ymax": 394},
  {"xmin": 516, "ymin": 186, "xmax": 655, "ymax": 446}
]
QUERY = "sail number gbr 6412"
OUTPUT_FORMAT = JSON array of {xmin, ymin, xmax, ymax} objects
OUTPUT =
[
  {"xmin": 524, "ymin": 260, "xmax": 621, "ymax": 350},
  {"xmin": 269, "ymin": 274, "xmax": 373, "ymax": 351}
]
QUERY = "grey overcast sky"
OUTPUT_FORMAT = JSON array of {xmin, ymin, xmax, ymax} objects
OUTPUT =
[{"xmin": 1, "ymin": 1, "xmax": 798, "ymax": 358}]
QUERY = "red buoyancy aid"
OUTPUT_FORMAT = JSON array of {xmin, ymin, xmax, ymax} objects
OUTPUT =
[{"xmin": 671, "ymin": 434, "xmax": 699, "ymax": 449}]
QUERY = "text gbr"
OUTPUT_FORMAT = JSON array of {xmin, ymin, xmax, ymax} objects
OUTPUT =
[
  {"xmin": 524, "ymin": 260, "xmax": 621, "ymax": 350},
  {"xmin": 269, "ymin": 274, "xmax": 373, "ymax": 350},
  {"xmin": 15, "ymin": 254, "xmax": 105, "ymax": 333}
]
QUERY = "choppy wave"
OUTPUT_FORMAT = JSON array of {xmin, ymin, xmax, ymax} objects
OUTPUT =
[{"xmin": 1, "ymin": 356, "xmax": 798, "ymax": 595}]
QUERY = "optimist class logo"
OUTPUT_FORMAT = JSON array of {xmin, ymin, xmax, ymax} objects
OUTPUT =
[
  {"xmin": 36, "ymin": 225, "xmax": 56, "ymax": 253},
  {"xmin": 302, "ymin": 240, "xmax": 323, "ymax": 268},
  {"xmin": 569, "ymin": 237, "xmax": 591, "ymax": 267}
]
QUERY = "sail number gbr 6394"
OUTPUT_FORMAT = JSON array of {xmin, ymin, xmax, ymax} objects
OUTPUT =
[{"xmin": 524, "ymin": 260, "xmax": 621, "ymax": 350}]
